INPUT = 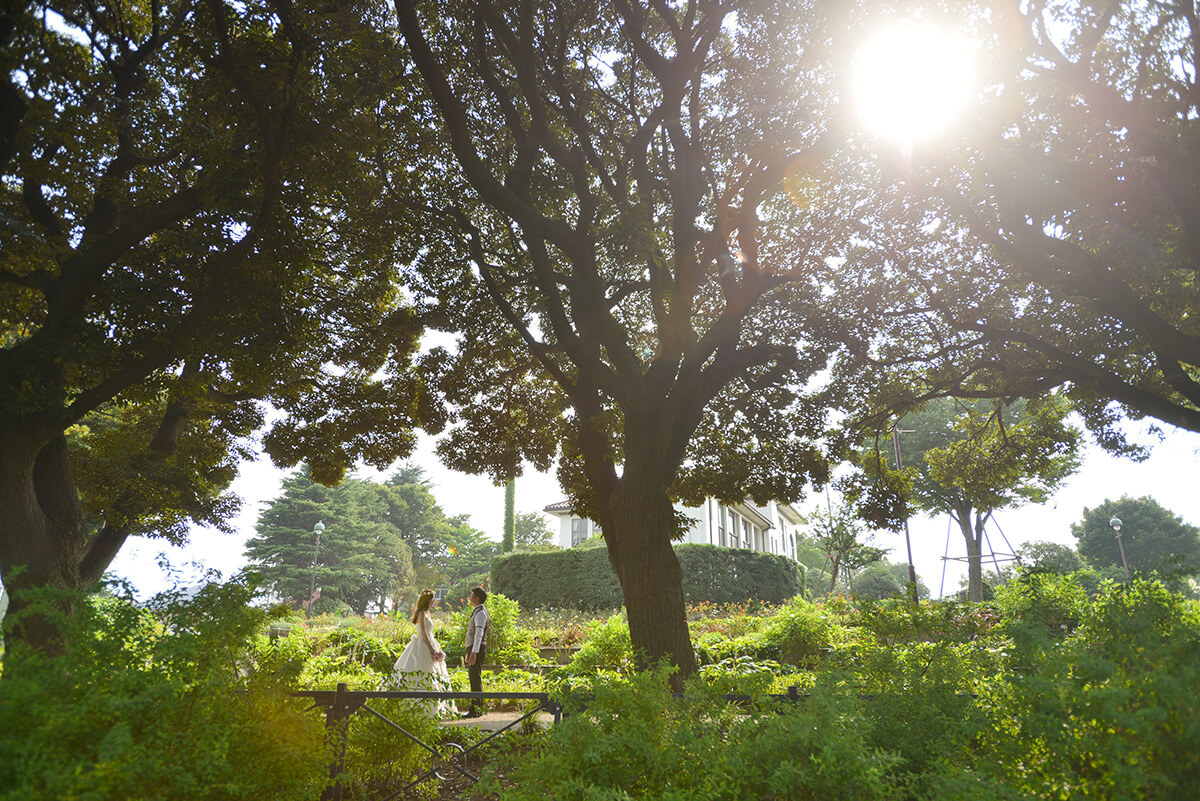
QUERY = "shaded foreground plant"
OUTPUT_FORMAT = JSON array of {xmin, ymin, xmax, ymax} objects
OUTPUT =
[
  {"xmin": 479, "ymin": 666, "xmax": 904, "ymax": 801},
  {"xmin": 0, "ymin": 577, "xmax": 328, "ymax": 801},
  {"xmin": 473, "ymin": 580, "xmax": 1200, "ymax": 800},
  {"xmin": 955, "ymin": 578, "xmax": 1200, "ymax": 800}
]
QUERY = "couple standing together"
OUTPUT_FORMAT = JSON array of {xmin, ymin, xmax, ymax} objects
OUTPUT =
[{"xmin": 383, "ymin": 586, "xmax": 489, "ymax": 719}]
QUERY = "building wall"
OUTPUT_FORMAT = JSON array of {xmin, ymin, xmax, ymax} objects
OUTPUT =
[
  {"xmin": 554, "ymin": 513, "xmax": 601, "ymax": 550},
  {"xmin": 548, "ymin": 498, "xmax": 802, "ymax": 562}
]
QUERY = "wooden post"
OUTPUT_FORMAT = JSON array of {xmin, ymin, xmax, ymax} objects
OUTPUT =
[{"xmin": 322, "ymin": 682, "xmax": 349, "ymax": 801}]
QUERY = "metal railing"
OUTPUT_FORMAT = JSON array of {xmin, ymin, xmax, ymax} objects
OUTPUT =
[
  {"xmin": 295, "ymin": 684, "xmax": 857, "ymax": 800},
  {"xmin": 295, "ymin": 684, "xmax": 562, "ymax": 801}
]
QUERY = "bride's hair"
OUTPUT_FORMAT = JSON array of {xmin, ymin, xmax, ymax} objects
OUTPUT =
[{"xmin": 411, "ymin": 589, "xmax": 435, "ymax": 624}]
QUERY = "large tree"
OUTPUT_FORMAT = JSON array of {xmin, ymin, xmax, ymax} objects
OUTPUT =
[
  {"xmin": 245, "ymin": 471, "xmax": 414, "ymax": 615},
  {"xmin": 1073, "ymin": 496, "xmax": 1200, "ymax": 577},
  {"xmin": 858, "ymin": 396, "xmax": 1082, "ymax": 601},
  {"xmin": 0, "ymin": 0, "xmax": 436, "ymax": 653},
  {"xmin": 514, "ymin": 510, "xmax": 555, "ymax": 549},
  {"xmin": 853, "ymin": 0, "xmax": 1200, "ymax": 446},
  {"xmin": 376, "ymin": 465, "xmax": 457, "ymax": 566},
  {"xmin": 387, "ymin": 0, "xmax": 873, "ymax": 676}
]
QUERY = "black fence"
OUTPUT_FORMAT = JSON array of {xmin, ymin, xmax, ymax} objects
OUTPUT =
[{"xmin": 295, "ymin": 684, "xmax": 563, "ymax": 801}]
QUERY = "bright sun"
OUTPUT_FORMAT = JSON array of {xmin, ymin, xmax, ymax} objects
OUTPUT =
[{"xmin": 852, "ymin": 24, "xmax": 977, "ymax": 148}]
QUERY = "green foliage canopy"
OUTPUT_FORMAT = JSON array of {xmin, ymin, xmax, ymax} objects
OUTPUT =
[
  {"xmin": 244, "ymin": 465, "xmax": 502, "ymax": 614},
  {"xmin": 0, "ymin": 0, "xmax": 438, "ymax": 652},
  {"xmin": 849, "ymin": 1, "xmax": 1200, "ymax": 444},
  {"xmin": 387, "ymin": 0, "xmax": 886, "ymax": 678},
  {"xmin": 513, "ymin": 510, "xmax": 555, "ymax": 549},
  {"xmin": 857, "ymin": 396, "xmax": 1081, "ymax": 601},
  {"xmin": 245, "ymin": 470, "xmax": 414, "ymax": 616},
  {"xmin": 1073, "ymin": 496, "xmax": 1200, "ymax": 576}
]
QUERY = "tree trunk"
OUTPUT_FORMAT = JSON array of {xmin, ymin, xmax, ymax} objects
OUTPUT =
[
  {"xmin": 601, "ymin": 476, "xmax": 697, "ymax": 686},
  {"xmin": 954, "ymin": 504, "xmax": 984, "ymax": 602},
  {"xmin": 0, "ymin": 431, "xmax": 83, "ymax": 656},
  {"xmin": 0, "ymin": 429, "xmax": 123, "ymax": 662}
]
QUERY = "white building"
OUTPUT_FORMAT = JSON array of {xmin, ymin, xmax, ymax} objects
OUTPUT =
[{"xmin": 543, "ymin": 498, "xmax": 804, "ymax": 561}]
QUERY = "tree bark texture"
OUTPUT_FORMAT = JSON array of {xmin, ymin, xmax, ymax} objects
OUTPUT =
[
  {"xmin": 954, "ymin": 504, "xmax": 985, "ymax": 603},
  {"xmin": 0, "ymin": 429, "xmax": 89, "ymax": 654},
  {"xmin": 601, "ymin": 475, "xmax": 698, "ymax": 684}
]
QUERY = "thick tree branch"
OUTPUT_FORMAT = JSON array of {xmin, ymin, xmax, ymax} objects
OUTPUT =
[
  {"xmin": 968, "ymin": 322, "xmax": 1200, "ymax": 432},
  {"xmin": 392, "ymin": 0, "xmax": 577, "ymax": 250}
]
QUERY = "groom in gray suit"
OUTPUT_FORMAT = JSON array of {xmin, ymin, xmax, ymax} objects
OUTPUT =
[{"xmin": 463, "ymin": 586, "xmax": 489, "ymax": 718}]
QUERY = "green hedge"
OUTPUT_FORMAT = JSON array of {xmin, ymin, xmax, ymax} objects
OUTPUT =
[{"xmin": 492, "ymin": 543, "xmax": 805, "ymax": 610}]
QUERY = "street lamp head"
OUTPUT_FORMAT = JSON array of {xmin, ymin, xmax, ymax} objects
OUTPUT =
[
  {"xmin": 314, "ymin": 520, "xmax": 325, "ymax": 533},
  {"xmin": 1109, "ymin": 516, "xmax": 1122, "ymax": 532}
]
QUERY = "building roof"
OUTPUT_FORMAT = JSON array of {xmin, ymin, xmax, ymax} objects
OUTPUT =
[
  {"xmin": 543, "ymin": 499, "xmax": 574, "ymax": 514},
  {"xmin": 777, "ymin": 502, "xmax": 804, "ymax": 525},
  {"xmin": 733, "ymin": 502, "xmax": 775, "ymax": 530}
]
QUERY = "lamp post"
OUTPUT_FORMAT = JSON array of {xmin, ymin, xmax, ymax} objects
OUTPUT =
[
  {"xmin": 307, "ymin": 520, "xmax": 325, "ymax": 619},
  {"xmin": 1109, "ymin": 516, "xmax": 1130, "ymax": 581}
]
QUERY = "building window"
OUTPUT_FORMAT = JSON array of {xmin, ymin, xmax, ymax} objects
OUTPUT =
[
  {"xmin": 571, "ymin": 518, "xmax": 589, "ymax": 547},
  {"xmin": 718, "ymin": 507, "xmax": 727, "ymax": 547}
]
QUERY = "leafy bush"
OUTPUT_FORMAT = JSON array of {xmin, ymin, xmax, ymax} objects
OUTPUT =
[
  {"xmin": 847, "ymin": 596, "xmax": 1001, "ymax": 648},
  {"xmin": 674, "ymin": 543, "xmax": 806, "ymax": 603},
  {"xmin": 492, "ymin": 548, "xmax": 623, "ymax": 610},
  {"xmin": 440, "ymin": 593, "xmax": 537, "ymax": 666},
  {"xmin": 493, "ymin": 543, "xmax": 805, "ymax": 610},
  {"xmin": 560, "ymin": 611, "xmax": 634, "ymax": 676},
  {"xmin": 760, "ymin": 596, "xmax": 845, "ymax": 668},
  {"xmin": 960, "ymin": 579, "xmax": 1200, "ymax": 799},
  {"xmin": 696, "ymin": 655, "xmax": 782, "ymax": 696},
  {"xmin": 994, "ymin": 570, "xmax": 1090, "ymax": 640},
  {"xmin": 312, "ymin": 625, "xmax": 406, "ymax": 675},
  {"xmin": 0, "ymin": 578, "xmax": 328, "ymax": 801},
  {"xmin": 484, "ymin": 667, "xmax": 904, "ymax": 801},
  {"xmin": 337, "ymin": 698, "xmax": 448, "ymax": 799}
]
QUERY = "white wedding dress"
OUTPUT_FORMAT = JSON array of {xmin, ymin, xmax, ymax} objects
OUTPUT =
[{"xmin": 380, "ymin": 613, "xmax": 456, "ymax": 718}]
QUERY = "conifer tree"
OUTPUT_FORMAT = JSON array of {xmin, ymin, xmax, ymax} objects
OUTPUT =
[{"xmin": 245, "ymin": 472, "xmax": 413, "ymax": 615}]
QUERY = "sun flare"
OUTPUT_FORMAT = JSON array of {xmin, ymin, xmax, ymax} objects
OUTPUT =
[{"xmin": 852, "ymin": 24, "xmax": 977, "ymax": 148}]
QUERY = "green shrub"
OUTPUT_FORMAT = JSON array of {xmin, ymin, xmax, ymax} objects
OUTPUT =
[
  {"xmin": 695, "ymin": 628, "xmax": 778, "ymax": 664},
  {"xmin": 310, "ymin": 625, "xmax": 405, "ymax": 676},
  {"xmin": 761, "ymin": 596, "xmax": 844, "ymax": 668},
  {"xmin": 492, "ymin": 543, "xmax": 805, "ymax": 611},
  {"xmin": 492, "ymin": 548, "xmax": 623, "ymax": 610},
  {"xmin": 848, "ymin": 596, "xmax": 1001, "ymax": 648},
  {"xmin": 994, "ymin": 570, "xmax": 1090, "ymax": 640},
  {"xmin": 0, "ymin": 578, "xmax": 328, "ymax": 801},
  {"xmin": 696, "ymin": 655, "xmax": 782, "ymax": 696},
  {"xmin": 963, "ymin": 579, "xmax": 1200, "ymax": 799},
  {"xmin": 484, "ymin": 666, "xmax": 903, "ymax": 801},
  {"xmin": 337, "ymin": 698, "xmax": 447, "ymax": 799},
  {"xmin": 560, "ymin": 611, "xmax": 634, "ymax": 675},
  {"xmin": 440, "ymin": 593, "xmax": 537, "ymax": 666},
  {"xmin": 674, "ymin": 543, "xmax": 806, "ymax": 604}
]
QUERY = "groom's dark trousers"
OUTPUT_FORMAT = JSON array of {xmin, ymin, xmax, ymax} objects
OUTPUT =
[{"xmin": 468, "ymin": 647, "xmax": 487, "ymax": 716}]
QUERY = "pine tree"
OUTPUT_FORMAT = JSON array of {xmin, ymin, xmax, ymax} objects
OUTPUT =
[{"xmin": 245, "ymin": 471, "xmax": 413, "ymax": 615}]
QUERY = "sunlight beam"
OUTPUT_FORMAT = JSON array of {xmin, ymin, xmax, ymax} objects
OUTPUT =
[{"xmin": 852, "ymin": 24, "xmax": 977, "ymax": 149}]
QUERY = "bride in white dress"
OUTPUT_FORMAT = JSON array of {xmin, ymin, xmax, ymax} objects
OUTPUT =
[{"xmin": 380, "ymin": 589, "xmax": 456, "ymax": 718}]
